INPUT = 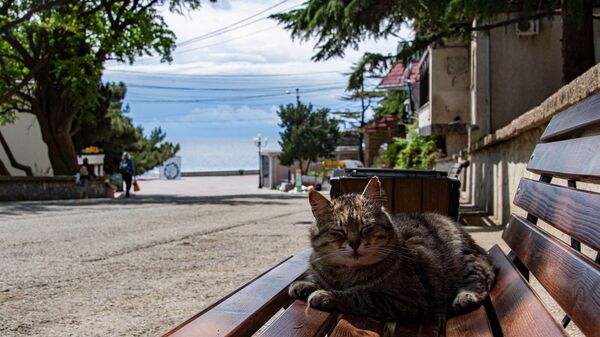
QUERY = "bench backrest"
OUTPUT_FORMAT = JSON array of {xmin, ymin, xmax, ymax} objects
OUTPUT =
[{"xmin": 503, "ymin": 93, "xmax": 600, "ymax": 337}]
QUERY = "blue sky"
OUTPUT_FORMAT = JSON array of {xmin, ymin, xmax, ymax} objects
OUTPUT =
[{"xmin": 102, "ymin": 0, "xmax": 411, "ymax": 150}]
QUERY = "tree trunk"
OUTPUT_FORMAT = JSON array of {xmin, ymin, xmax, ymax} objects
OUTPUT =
[
  {"xmin": 0, "ymin": 130, "xmax": 33, "ymax": 176},
  {"xmin": 0, "ymin": 158, "xmax": 10, "ymax": 176},
  {"xmin": 29, "ymin": 75, "xmax": 80, "ymax": 175},
  {"xmin": 562, "ymin": 0, "xmax": 595, "ymax": 84}
]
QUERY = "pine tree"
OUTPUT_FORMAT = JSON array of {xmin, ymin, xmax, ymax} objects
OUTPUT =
[{"xmin": 277, "ymin": 102, "xmax": 340, "ymax": 173}]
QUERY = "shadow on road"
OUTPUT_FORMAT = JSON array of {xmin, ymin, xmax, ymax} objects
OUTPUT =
[{"xmin": 0, "ymin": 193, "xmax": 307, "ymax": 217}]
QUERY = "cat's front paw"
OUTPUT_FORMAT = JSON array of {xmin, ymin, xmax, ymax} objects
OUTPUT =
[
  {"xmin": 288, "ymin": 281, "xmax": 318, "ymax": 300},
  {"xmin": 452, "ymin": 289, "xmax": 486, "ymax": 313},
  {"xmin": 307, "ymin": 290, "xmax": 337, "ymax": 311}
]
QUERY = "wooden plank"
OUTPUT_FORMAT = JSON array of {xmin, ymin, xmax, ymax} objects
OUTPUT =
[
  {"xmin": 394, "ymin": 177, "xmax": 422, "ymax": 213},
  {"xmin": 422, "ymin": 179, "xmax": 449, "ymax": 215},
  {"xmin": 394, "ymin": 319, "xmax": 441, "ymax": 337},
  {"xmin": 513, "ymin": 178, "xmax": 600, "ymax": 250},
  {"xmin": 487, "ymin": 245, "xmax": 566, "ymax": 337},
  {"xmin": 527, "ymin": 135, "xmax": 600, "ymax": 182},
  {"xmin": 503, "ymin": 216, "xmax": 600, "ymax": 337},
  {"xmin": 329, "ymin": 315, "xmax": 385, "ymax": 337},
  {"xmin": 446, "ymin": 306, "xmax": 493, "ymax": 337},
  {"xmin": 337, "ymin": 177, "xmax": 395, "ymax": 211},
  {"xmin": 258, "ymin": 300, "xmax": 335, "ymax": 337},
  {"xmin": 541, "ymin": 93, "xmax": 600, "ymax": 142},
  {"xmin": 339, "ymin": 178, "xmax": 367, "ymax": 196},
  {"xmin": 162, "ymin": 249, "xmax": 311, "ymax": 337}
]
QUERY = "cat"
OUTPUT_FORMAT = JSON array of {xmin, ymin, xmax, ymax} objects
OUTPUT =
[{"xmin": 289, "ymin": 176, "xmax": 496, "ymax": 320}]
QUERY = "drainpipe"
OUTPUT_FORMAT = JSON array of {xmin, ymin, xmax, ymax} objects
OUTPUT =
[{"xmin": 486, "ymin": 26, "xmax": 493, "ymax": 135}]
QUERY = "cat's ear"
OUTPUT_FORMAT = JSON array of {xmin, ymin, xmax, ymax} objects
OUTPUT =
[
  {"xmin": 308, "ymin": 190, "xmax": 332, "ymax": 218},
  {"xmin": 362, "ymin": 176, "xmax": 387, "ymax": 206}
]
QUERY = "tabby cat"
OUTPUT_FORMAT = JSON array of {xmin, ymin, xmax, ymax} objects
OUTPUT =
[{"xmin": 289, "ymin": 177, "xmax": 496, "ymax": 320}]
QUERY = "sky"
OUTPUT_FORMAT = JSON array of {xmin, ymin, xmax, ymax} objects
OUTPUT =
[{"xmin": 102, "ymin": 0, "xmax": 411, "ymax": 150}]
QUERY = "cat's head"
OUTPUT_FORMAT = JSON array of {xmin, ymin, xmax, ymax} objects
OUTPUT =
[{"xmin": 308, "ymin": 176, "xmax": 395, "ymax": 267}]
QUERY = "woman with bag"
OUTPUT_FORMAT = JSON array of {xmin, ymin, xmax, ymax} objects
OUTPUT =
[{"xmin": 119, "ymin": 152, "xmax": 136, "ymax": 198}]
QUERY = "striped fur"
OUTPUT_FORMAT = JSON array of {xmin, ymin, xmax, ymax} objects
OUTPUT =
[{"xmin": 289, "ymin": 177, "xmax": 496, "ymax": 320}]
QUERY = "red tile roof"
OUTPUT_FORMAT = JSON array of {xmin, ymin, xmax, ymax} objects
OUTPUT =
[{"xmin": 377, "ymin": 61, "xmax": 420, "ymax": 89}]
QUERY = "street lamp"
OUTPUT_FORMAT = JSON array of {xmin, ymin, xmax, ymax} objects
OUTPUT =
[{"xmin": 254, "ymin": 133, "xmax": 268, "ymax": 188}]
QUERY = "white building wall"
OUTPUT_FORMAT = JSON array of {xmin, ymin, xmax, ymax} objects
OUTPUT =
[{"xmin": 0, "ymin": 113, "xmax": 53, "ymax": 176}]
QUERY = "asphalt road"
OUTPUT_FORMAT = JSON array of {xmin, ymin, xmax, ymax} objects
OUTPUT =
[{"xmin": 0, "ymin": 176, "xmax": 312, "ymax": 337}]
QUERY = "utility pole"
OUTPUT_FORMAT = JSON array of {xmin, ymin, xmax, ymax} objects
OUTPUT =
[
  {"xmin": 295, "ymin": 88, "xmax": 300, "ymax": 107},
  {"xmin": 359, "ymin": 84, "xmax": 366, "ymax": 164}
]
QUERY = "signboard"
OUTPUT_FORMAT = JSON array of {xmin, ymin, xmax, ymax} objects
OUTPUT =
[{"xmin": 159, "ymin": 156, "xmax": 182, "ymax": 180}]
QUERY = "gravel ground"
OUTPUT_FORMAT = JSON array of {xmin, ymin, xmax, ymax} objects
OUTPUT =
[{"xmin": 0, "ymin": 176, "xmax": 578, "ymax": 336}]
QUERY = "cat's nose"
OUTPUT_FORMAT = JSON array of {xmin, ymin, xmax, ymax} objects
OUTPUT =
[{"xmin": 349, "ymin": 241, "xmax": 361, "ymax": 251}]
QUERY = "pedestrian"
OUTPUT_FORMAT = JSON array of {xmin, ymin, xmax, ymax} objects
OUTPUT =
[
  {"xmin": 119, "ymin": 152, "xmax": 136, "ymax": 198},
  {"xmin": 78, "ymin": 158, "xmax": 96, "ymax": 198}
]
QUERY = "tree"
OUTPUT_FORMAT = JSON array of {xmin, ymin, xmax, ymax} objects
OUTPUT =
[
  {"xmin": 277, "ymin": 102, "xmax": 340, "ymax": 173},
  {"xmin": 273, "ymin": 0, "xmax": 595, "ymax": 87},
  {"xmin": 0, "ymin": 0, "xmax": 201, "ymax": 175},
  {"xmin": 73, "ymin": 82, "xmax": 179, "ymax": 175},
  {"xmin": 377, "ymin": 123, "xmax": 440, "ymax": 169}
]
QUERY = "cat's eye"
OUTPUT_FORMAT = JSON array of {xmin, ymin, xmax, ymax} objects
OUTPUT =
[
  {"xmin": 329, "ymin": 229, "xmax": 346, "ymax": 238},
  {"xmin": 360, "ymin": 225, "xmax": 374, "ymax": 235}
]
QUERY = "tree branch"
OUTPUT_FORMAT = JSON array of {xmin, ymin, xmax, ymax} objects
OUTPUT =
[
  {"xmin": 0, "ymin": 58, "xmax": 48, "ymax": 105},
  {"xmin": 0, "ymin": 130, "xmax": 33, "ymax": 176}
]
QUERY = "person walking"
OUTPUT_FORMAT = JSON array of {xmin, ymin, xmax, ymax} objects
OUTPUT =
[{"xmin": 119, "ymin": 152, "xmax": 136, "ymax": 198}]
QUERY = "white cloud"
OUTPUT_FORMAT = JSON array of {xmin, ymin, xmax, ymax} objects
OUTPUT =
[
  {"xmin": 157, "ymin": 104, "xmax": 280, "ymax": 125},
  {"xmin": 105, "ymin": 0, "xmax": 411, "ymax": 77}
]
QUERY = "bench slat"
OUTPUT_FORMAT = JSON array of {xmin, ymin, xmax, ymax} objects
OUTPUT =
[
  {"xmin": 503, "ymin": 215, "xmax": 600, "ymax": 337},
  {"xmin": 487, "ymin": 245, "xmax": 566, "ymax": 337},
  {"xmin": 258, "ymin": 300, "xmax": 335, "ymax": 337},
  {"xmin": 541, "ymin": 93, "xmax": 600, "ymax": 142},
  {"xmin": 162, "ymin": 249, "xmax": 311, "ymax": 337},
  {"xmin": 527, "ymin": 135, "xmax": 600, "ymax": 182},
  {"xmin": 514, "ymin": 178, "xmax": 600, "ymax": 251},
  {"xmin": 393, "ymin": 319, "xmax": 441, "ymax": 337},
  {"xmin": 446, "ymin": 306, "xmax": 493, "ymax": 337},
  {"xmin": 329, "ymin": 315, "xmax": 385, "ymax": 337}
]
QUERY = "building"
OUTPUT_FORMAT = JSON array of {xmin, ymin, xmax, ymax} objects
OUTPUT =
[
  {"xmin": 379, "ymin": 13, "xmax": 600, "ymax": 224},
  {"xmin": 0, "ymin": 113, "xmax": 53, "ymax": 176}
]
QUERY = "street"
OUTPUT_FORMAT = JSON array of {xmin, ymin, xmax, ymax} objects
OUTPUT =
[{"xmin": 0, "ymin": 176, "xmax": 311, "ymax": 337}]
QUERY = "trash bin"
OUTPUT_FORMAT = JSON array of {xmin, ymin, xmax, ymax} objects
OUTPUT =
[{"xmin": 330, "ymin": 168, "xmax": 460, "ymax": 220}]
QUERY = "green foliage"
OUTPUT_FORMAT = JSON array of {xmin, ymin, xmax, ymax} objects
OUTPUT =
[
  {"xmin": 133, "ymin": 127, "xmax": 180, "ymax": 175},
  {"xmin": 373, "ymin": 90, "xmax": 406, "ymax": 120},
  {"xmin": 73, "ymin": 82, "xmax": 179, "ymax": 175},
  {"xmin": 273, "ymin": 0, "xmax": 563, "ymax": 62},
  {"xmin": 277, "ymin": 102, "xmax": 340, "ymax": 173},
  {"xmin": 378, "ymin": 123, "xmax": 440, "ymax": 169},
  {"xmin": 272, "ymin": 0, "xmax": 568, "ymax": 91}
]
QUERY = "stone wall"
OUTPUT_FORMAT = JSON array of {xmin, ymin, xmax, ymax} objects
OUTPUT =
[{"xmin": 0, "ymin": 176, "xmax": 113, "ymax": 201}]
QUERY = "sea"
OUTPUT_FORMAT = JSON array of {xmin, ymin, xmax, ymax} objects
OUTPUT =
[{"xmin": 170, "ymin": 137, "xmax": 278, "ymax": 172}]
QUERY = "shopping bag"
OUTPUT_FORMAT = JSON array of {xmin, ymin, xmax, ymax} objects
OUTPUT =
[{"xmin": 133, "ymin": 179, "xmax": 140, "ymax": 192}]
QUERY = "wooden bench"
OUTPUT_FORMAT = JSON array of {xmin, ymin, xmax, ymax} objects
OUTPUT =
[{"xmin": 161, "ymin": 94, "xmax": 600, "ymax": 337}]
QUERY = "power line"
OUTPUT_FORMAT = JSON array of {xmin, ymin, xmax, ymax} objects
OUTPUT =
[
  {"xmin": 177, "ymin": 0, "xmax": 294, "ymax": 47},
  {"xmin": 103, "ymin": 68, "xmax": 345, "ymax": 78},
  {"xmin": 127, "ymin": 86, "xmax": 344, "ymax": 103},
  {"xmin": 172, "ymin": 25, "xmax": 278, "ymax": 55},
  {"xmin": 135, "ymin": 117, "xmax": 278, "ymax": 124},
  {"xmin": 124, "ymin": 81, "xmax": 346, "ymax": 92}
]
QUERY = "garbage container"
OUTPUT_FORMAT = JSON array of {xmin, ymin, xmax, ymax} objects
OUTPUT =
[{"xmin": 330, "ymin": 168, "xmax": 460, "ymax": 220}]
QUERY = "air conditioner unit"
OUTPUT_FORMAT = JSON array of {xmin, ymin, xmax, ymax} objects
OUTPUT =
[{"xmin": 516, "ymin": 19, "xmax": 539, "ymax": 36}]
